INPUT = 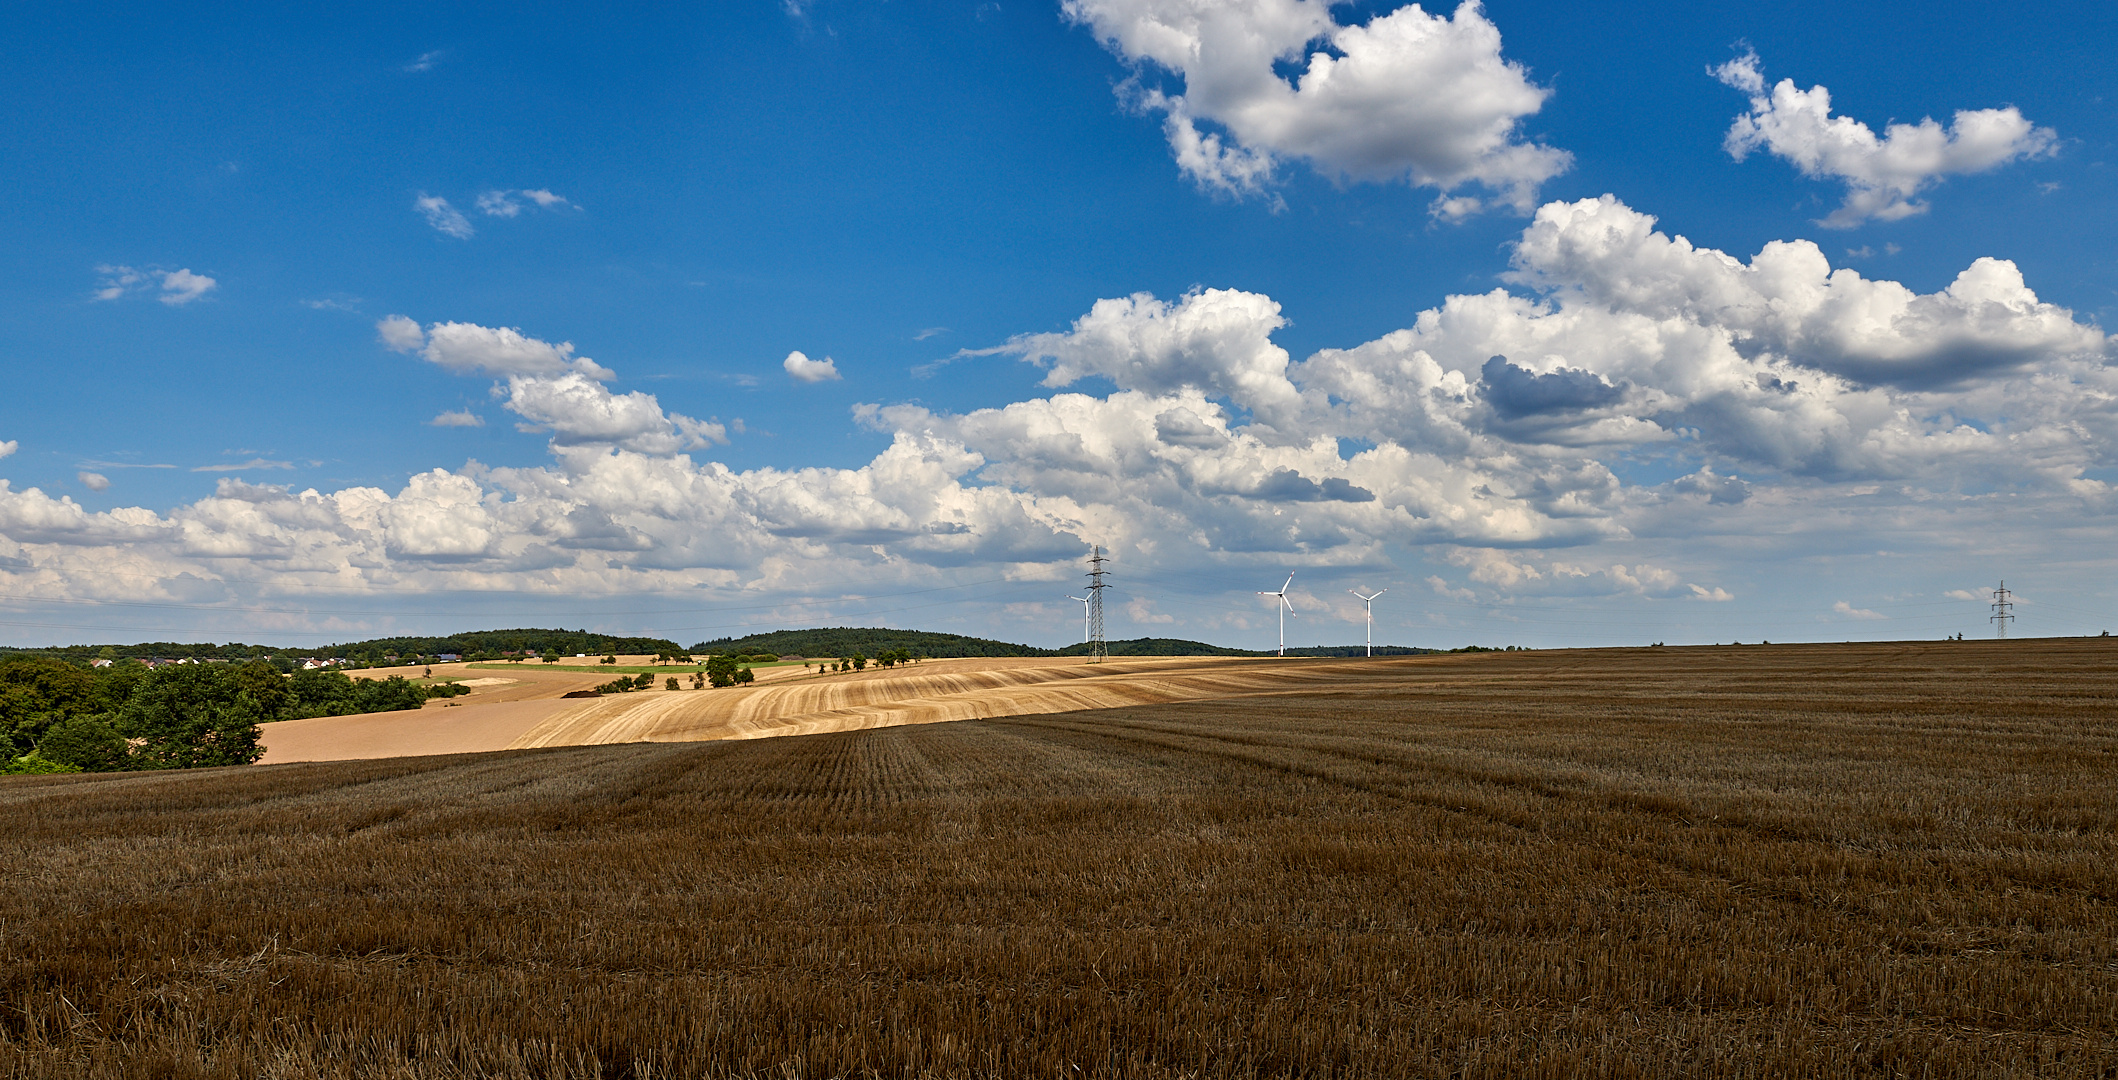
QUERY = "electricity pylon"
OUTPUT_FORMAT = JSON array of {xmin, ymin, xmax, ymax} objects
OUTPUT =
[
  {"xmin": 1991, "ymin": 581, "xmax": 2014, "ymax": 639},
  {"xmin": 1085, "ymin": 547, "xmax": 1110, "ymax": 663}
]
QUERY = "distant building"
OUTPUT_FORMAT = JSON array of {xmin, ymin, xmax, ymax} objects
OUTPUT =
[{"xmin": 436, "ymin": 653, "xmax": 461, "ymax": 662}]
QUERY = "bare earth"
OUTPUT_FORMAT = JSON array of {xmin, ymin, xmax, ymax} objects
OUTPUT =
[{"xmin": 259, "ymin": 654, "xmax": 1426, "ymax": 763}]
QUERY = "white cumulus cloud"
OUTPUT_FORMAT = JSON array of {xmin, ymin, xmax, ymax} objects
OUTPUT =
[
  {"xmin": 6, "ymin": 197, "xmax": 2117, "ymax": 645},
  {"xmin": 382, "ymin": 318, "xmax": 723, "ymax": 455},
  {"xmin": 1714, "ymin": 52, "xmax": 2058, "ymax": 228},
  {"xmin": 1832, "ymin": 600, "xmax": 1886, "ymax": 620},
  {"xmin": 783, "ymin": 351, "xmax": 843, "ymax": 383},
  {"xmin": 503, "ymin": 373, "xmax": 726, "ymax": 455},
  {"xmin": 157, "ymin": 269, "xmax": 217, "ymax": 305},
  {"xmin": 378, "ymin": 317, "xmax": 614, "ymax": 380},
  {"xmin": 0, "ymin": 441, "xmax": 15, "ymax": 460},
  {"xmin": 77, "ymin": 472, "xmax": 110, "ymax": 492},
  {"xmin": 1065, "ymin": 0, "xmax": 1569, "ymax": 213}
]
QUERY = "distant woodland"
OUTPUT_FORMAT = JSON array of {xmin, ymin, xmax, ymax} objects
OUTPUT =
[
  {"xmin": 0, "ymin": 628, "xmax": 685, "ymax": 669},
  {"xmin": 694, "ymin": 627, "xmax": 1437, "ymax": 658},
  {"xmin": 1, "ymin": 657, "xmax": 452, "ymax": 775},
  {"xmin": 1, "ymin": 626, "xmax": 1450, "ymax": 673}
]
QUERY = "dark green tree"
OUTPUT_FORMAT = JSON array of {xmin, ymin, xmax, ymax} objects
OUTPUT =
[
  {"xmin": 37, "ymin": 714, "xmax": 126, "ymax": 771},
  {"xmin": 706, "ymin": 655, "xmax": 738, "ymax": 688},
  {"xmin": 115, "ymin": 665, "xmax": 266, "ymax": 769},
  {"xmin": 0, "ymin": 657, "xmax": 99, "ymax": 758}
]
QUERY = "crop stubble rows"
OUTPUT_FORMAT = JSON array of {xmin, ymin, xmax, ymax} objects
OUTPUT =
[{"xmin": 1, "ymin": 640, "xmax": 2114, "ymax": 1078}]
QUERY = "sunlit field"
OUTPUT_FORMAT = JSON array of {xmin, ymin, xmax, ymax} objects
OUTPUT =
[{"xmin": 3, "ymin": 639, "xmax": 2114, "ymax": 1077}]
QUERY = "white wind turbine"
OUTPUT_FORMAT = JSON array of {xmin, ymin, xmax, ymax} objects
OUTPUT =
[
  {"xmin": 1258, "ymin": 572, "xmax": 1295, "ymax": 656},
  {"xmin": 1348, "ymin": 588, "xmax": 1386, "ymax": 657},
  {"xmin": 1069, "ymin": 595, "xmax": 1091, "ymax": 645}
]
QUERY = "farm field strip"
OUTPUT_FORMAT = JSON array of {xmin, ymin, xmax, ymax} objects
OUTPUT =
[{"xmin": 503, "ymin": 654, "xmax": 1428, "ymax": 750}]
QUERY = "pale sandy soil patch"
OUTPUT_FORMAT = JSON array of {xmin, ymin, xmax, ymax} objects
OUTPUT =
[{"xmin": 257, "ymin": 698, "xmax": 582, "ymax": 764}]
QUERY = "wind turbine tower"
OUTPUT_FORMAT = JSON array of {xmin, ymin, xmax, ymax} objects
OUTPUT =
[
  {"xmin": 1259, "ymin": 572, "xmax": 1295, "ymax": 656},
  {"xmin": 1085, "ymin": 547, "xmax": 1110, "ymax": 663},
  {"xmin": 1349, "ymin": 588, "xmax": 1386, "ymax": 657},
  {"xmin": 1991, "ymin": 580, "xmax": 2014, "ymax": 639},
  {"xmin": 1069, "ymin": 595, "xmax": 1090, "ymax": 645}
]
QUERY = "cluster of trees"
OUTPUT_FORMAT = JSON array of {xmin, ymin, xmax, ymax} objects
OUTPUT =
[
  {"xmin": 595, "ymin": 673, "xmax": 658, "ymax": 694},
  {"xmin": 811, "ymin": 650, "xmax": 915, "ymax": 674},
  {"xmin": 2, "ymin": 657, "xmax": 456, "ymax": 775},
  {"xmin": 704, "ymin": 655, "xmax": 755, "ymax": 688}
]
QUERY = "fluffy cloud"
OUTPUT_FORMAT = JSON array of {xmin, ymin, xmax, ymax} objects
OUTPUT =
[
  {"xmin": 382, "ymin": 318, "xmax": 723, "ymax": 455},
  {"xmin": 77, "ymin": 472, "xmax": 110, "ymax": 492},
  {"xmin": 379, "ymin": 317, "xmax": 615, "ymax": 380},
  {"xmin": 1065, "ymin": 0, "xmax": 1568, "ymax": 213},
  {"xmin": 783, "ymin": 351, "xmax": 842, "ymax": 383},
  {"xmin": 1502, "ymin": 196, "xmax": 2109, "ymax": 396},
  {"xmin": 503, "ymin": 373, "xmax": 726, "ymax": 454},
  {"xmin": 415, "ymin": 194, "xmax": 474, "ymax": 238},
  {"xmin": 94, "ymin": 265, "xmax": 218, "ymax": 305},
  {"xmin": 0, "ymin": 441, "xmax": 14, "ymax": 460},
  {"xmin": 6, "ymin": 197, "xmax": 2112, "ymax": 645},
  {"xmin": 1714, "ymin": 53, "xmax": 2057, "ymax": 227}
]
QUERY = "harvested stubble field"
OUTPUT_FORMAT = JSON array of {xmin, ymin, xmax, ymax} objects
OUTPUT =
[{"xmin": 3, "ymin": 639, "xmax": 2115, "ymax": 1078}]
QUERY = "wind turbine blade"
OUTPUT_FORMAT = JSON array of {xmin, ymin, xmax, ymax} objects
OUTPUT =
[{"xmin": 1281, "ymin": 573, "xmax": 1295, "ymax": 593}]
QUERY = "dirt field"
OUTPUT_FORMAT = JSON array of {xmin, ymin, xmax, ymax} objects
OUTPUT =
[
  {"xmin": 261, "ymin": 655, "xmax": 1346, "ymax": 763},
  {"xmin": 5, "ymin": 638, "xmax": 2115, "ymax": 1077}
]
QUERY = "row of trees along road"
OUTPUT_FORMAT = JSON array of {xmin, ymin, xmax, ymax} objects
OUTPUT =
[{"xmin": 2, "ymin": 657, "xmax": 448, "ymax": 774}]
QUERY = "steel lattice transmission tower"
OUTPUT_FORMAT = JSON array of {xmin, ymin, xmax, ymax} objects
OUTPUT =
[
  {"xmin": 1085, "ymin": 546, "xmax": 1111, "ymax": 663},
  {"xmin": 1990, "ymin": 580, "xmax": 2014, "ymax": 639}
]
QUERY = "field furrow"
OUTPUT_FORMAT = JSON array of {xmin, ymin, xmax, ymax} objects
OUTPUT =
[{"xmin": 8, "ymin": 638, "xmax": 2117, "ymax": 1077}]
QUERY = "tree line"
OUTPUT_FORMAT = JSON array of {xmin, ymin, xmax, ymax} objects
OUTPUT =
[
  {"xmin": 2, "ymin": 657, "xmax": 455, "ymax": 775},
  {"xmin": 0, "ymin": 628, "xmax": 685, "ymax": 669}
]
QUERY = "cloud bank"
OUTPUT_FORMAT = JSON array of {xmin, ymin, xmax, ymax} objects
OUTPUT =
[{"xmin": 5, "ymin": 196, "xmax": 2110, "ymax": 644}]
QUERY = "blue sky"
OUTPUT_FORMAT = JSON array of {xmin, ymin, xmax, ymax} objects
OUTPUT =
[{"xmin": 2, "ymin": 0, "xmax": 2114, "ymax": 650}]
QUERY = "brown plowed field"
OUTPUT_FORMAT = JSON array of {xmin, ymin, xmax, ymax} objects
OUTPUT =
[{"xmin": 8, "ymin": 638, "xmax": 2115, "ymax": 1076}]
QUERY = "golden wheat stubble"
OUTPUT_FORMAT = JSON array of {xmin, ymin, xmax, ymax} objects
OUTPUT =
[{"xmin": 1, "ymin": 639, "xmax": 2114, "ymax": 1077}]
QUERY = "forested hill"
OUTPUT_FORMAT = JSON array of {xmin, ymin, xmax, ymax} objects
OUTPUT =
[
  {"xmin": 689, "ymin": 628, "xmax": 1050, "ymax": 659},
  {"xmin": 4, "ymin": 626, "xmax": 1441, "ymax": 666},
  {"xmin": 689, "ymin": 629, "xmax": 1435, "ymax": 659},
  {"xmin": 320, "ymin": 629, "xmax": 682, "ymax": 662},
  {"xmin": 1, "ymin": 628, "xmax": 682, "ymax": 665}
]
